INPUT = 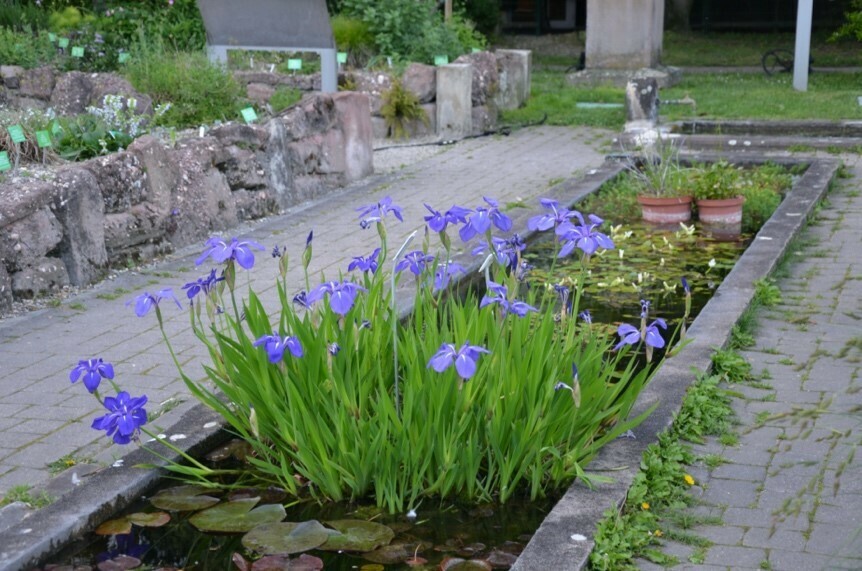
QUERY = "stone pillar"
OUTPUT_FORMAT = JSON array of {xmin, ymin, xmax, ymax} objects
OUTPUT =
[
  {"xmin": 495, "ymin": 49, "xmax": 531, "ymax": 110},
  {"xmin": 436, "ymin": 63, "xmax": 473, "ymax": 141},
  {"xmin": 585, "ymin": 0, "xmax": 663, "ymax": 70},
  {"xmin": 625, "ymin": 78, "xmax": 659, "ymax": 123}
]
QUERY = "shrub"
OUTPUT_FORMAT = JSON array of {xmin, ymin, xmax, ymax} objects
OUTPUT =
[
  {"xmin": 331, "ymin": 14, "xmax": 375, "ymax": 66},
  {"xmin": 380, "ymin": 78, "xmax": 428, "ymax": 139},
  {"xmin": 0, "ymin": 27, "xmax": 55, "ymax": 68},
  {"xmin": 95, "ymin": 0, "xmax": 205, "ymax": 53},
  {"xmin": 54, "ymin": 113, "xmax": 134, "ymax": 161},
  {"xmin": 0, "ymin": 0, "xmax": 50, "ymax": 31},
  {"xmin": 341, "ymin": 0, "xmax": 435, "ymax": 60},
  {"xmin": 123, "ymin": 45, "xmax": 244, "ymax": 128},
  {"xmin": 455, "ymin": 0, "xmax": 500, "ymax": 38},
  {"xmin": 269, "ymin": 86, "xmax": 303, "ymax": 114},
  {"xmin": 690, "ymin": 161, "xmax": 743, "ymax": 200},
  {"xmin": 831, "ymin": 0, "xmax": 862, "ymax": 42}
]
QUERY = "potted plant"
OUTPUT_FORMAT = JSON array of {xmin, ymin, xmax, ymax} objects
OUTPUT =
[
  {"xmin": 692, "ymin": 161, "xmax": 745, "ymax": 228},
  {"xmin": 624, "ymin": 139, "xmax": 694, "ymax": 224}
]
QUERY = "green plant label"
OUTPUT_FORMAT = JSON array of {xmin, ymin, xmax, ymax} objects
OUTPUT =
[
  {"xmin": 71, "ymin": 46, "xmax": 85, "ymax": 58},
  {"xmin": 35, "ymin": 131, "xmax": 52, "ymax": 148},
  {"xmin": 51, "ymin": 121, "xmax": 62, "ymax": 136},
  {"xmin": 7, "ymin": 125, "xmax": 26, "ymax": 144},
  {"xmin": 287, "ymin": 59, "xmax": 302, "ymax": 71},
  {"xmin": 337, "ymin": 52, "xmax": 347, "ymax": 64},
  {"xmin": 434, "ymin": 55, "xmax": 449, "ymax": 66},
  {"xmin": 0, "ymin": 151, "xmax": 10, "ymax": 172},
  {"xmin": 58, "ymin": 37, "xmax": 69, "ymax": 49},
  {"xmin": 118, "ymin": 52, "xmax": 131, "ymax": 64},
  {"xmin": 472, "ymin": 47, "xmax": 482, "ymax": 53},
  {"xmin": 48, "ymin": 33, "xmax": 57, "ymax": 42},
  {"xmin": 240, "ymin": 107, "xmax": 258, "ymax": 124}
]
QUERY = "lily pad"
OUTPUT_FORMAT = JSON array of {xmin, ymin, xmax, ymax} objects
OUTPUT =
[
  {"xmin": 96, "ymin": 555, "xmax": 142, "ymax": 571},
  {"xmin": 228, "ymin": 486, "xmax": 287, "ymax": 504},
  {"xmin": 250, "ymin": 553, "xmax": 324, "ymax": 571},
  {"xmin": 363, "ymin": 542, "xmax": 429, "ymax": 565},
  {"xmin": 95, "ymin": 512, "xmax": 171, "ymax": 535},
  {"xmin": 149, "ymin": 485, "xmax": 220, "ymax": 512},
  {"xmin": 190, "ymin": 497, "xmax": 286, "ymax": 533},
  {"xmin": 206, "ymin": 439, "xmax": 254, "ymax": 462},
  {"xmin": 242, "ymin": 520, "xmax": 329, "ymax": 555},
  {"xmin": 486, "ymin": 549, "xmax": 519, "ymax": 569},
  {"xmin": 440, "ymin": 558, "xmax": 493, "ymax": 571},
  {"xmin": 319, "ymin": 519, "xmax": 395, "ymax": 552}
]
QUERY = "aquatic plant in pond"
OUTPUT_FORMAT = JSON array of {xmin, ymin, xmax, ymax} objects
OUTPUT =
[{"xmin": 69, "ymin": 197, "xmax": 684, "ymax": 515}]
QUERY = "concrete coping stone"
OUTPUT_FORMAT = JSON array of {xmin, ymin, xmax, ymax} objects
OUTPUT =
[{"xmin": 0, "ymin": 154, "xmax": 841, "ymax": 571}]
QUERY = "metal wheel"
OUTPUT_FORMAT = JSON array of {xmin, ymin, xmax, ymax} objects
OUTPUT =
[{"xmin": 762, "ymin": 49, "xmax": 794, "ymax": 76}]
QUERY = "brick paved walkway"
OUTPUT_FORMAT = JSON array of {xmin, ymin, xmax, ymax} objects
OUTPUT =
[
  {"xmin": 0, "ymin": 126, "xmax": 611, "ymax": 495},
  {"xmin": 640, "ymin": 153, "xmax": 862, "ymax": 570}
]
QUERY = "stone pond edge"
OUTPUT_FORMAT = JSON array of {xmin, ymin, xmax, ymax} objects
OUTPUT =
[{"xmin": 0, "ymin": 154, "xmax": 841, "ymax": 570}]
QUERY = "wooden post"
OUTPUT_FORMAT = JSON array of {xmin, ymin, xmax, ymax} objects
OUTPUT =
[{"xmin": 444, "ymin": 0, "xmax": 452, "ymax": 21}]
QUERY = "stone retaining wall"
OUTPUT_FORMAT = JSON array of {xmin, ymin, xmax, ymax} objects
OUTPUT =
[{"xmin": 0, "ymin": 92, "xmax": 372, "ymax": 310}]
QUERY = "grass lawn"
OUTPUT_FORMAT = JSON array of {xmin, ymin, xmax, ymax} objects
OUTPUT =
[{"xmin": 500, "ymin": 69, "xmax": 862, "ymax": 130}]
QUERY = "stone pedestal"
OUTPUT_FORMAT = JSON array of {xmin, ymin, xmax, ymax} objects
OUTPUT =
[
  {"xmin": 586, "ymin": 0, "xmax": 663, "ymax": 69},
  {"xmin": 436, "ymin": 64, "xmax": 473, "ymax": 141}
]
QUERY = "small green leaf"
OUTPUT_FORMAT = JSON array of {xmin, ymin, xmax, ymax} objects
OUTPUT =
[
  {"xmin": 319, "ymin": 519, "xmax": 395, "ymax": 552},
  {"xmin": 242, "ymin": 520, "xmax": 329, "ymax": 554},
  {"xmin": 190, "ymin": 497, "xmax": 286, "ymax": 533},
  {"xmin": 150, "ymin": 485, "xmax": 220, "ymax": 511},
  {"xmin": 94, "ymin": 511, "xmax": 170, "ymax": 535}
]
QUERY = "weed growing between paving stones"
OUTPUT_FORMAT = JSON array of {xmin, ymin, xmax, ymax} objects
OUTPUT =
[
  {"xmin": 0, "ymin": 484, "xmax": 53, "ymax": 509},
  {"xmin": 66, "ymin": 196, "xmax": 694, "ymax": 515},
  {"xmin": 589, "ymin": 373, "xmax": 736, "ymax": 570}
]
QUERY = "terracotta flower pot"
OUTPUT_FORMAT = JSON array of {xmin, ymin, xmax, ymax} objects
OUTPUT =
[
  {"xmin": 696, "ymin": 196, "xmax": 745, "ymax": 225},
  {"xmin": 637, "ymin": 195, "xmax": 693, "ymax": 224}
]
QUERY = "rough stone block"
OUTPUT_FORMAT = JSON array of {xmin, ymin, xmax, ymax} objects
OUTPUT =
[
  {"xmin": 371, "ymin": 116, "xmax": 388, "ymax": 140},
  {"xmin": 331, "ymin": 91, "xmax": 373, "ymax": 182},
  {"xmin": 401, "ymin": 63, "xmax": 436, "ymax": 104},
  {"xmin": 50, "ymin": 71, "xmax": 153, "ymax": 117},
  {"xmin": 209, "ymin": 123, "xmax": 268, "ymax": 150},
  {"xmin": 80, "ymin": 151, "xmax": 148, "ymax": 213},
  {"xmin": 247, "ymin": 82, "xmax": 275, "ymax": 104},
  {"xmin": 280, "ymin": 94, "xmax": 338, "ymax": 141},
  {"xmin": 0, "ymin": 65, "xmax": 23, "ymax": 89},
  {"xmin": 263, "ymin": 118, "xmax": 294, "ymax": 209},
  {"xmin": 495, "ymin": 49, "xmax": 531, "ymax": 110},
  {"xmin": 471, "ymin": 105, "xmax": 497, "ymax": 136},
  {"xmin": 103, "ymin": 203, "xmax": 169, "ymax": 259},
  {"xmin": 10, "ymin": 256, "xmax": 70, "ymax": 298},
  {"xmin": 126, "ymin": 135, "xmax": 177, "ymax": 210},
  {"xmin": 215, "ymin": 145, "xmax": 268, "ymax": 190},
  {"xmin": 436, "ymin": 63, "xmax": 473, "ymax": 140},
  {"xmin": 0, "ymin": 180, "xmax": 55, "ymax": 228},
  {"xmin": 0, "ymin": 265, "xmax": 12, "ymax": 313},
  {"xmin": 232, "ymin": 189, "xmax": 278, "ymax": 220},
  {"xmin": 17, "ymin": 66, "xmax": 54, "ymax": 100},
  {"xmin": 51, "ymin": 168, "xmax": 108, "ymax": 286},
  {"xmin": 454, "ymin": 51, "xmax": 500, "ymax": 107},
  {"xmin": 625, "ymin": 77, "xmax": 659, "ymax": 123},
  {"xmin": 0, "ymin": 207, "xmax": 63, "ymax": 272}
]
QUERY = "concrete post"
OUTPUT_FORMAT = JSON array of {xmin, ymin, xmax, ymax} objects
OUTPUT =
[
  {"xmin": 585, "ymin": 0, "xmax": 663, "ymax": 69},
  {"xmin": 793, "ymin": 0, "xmax": 813, "ymax": 92},
  {"xmin": 494, "ymin": 49, "xmax": 532, "ymax": 110},
  {"xmin": 436, "ymin": 64, "xmax": 473, "ymax": 140}
]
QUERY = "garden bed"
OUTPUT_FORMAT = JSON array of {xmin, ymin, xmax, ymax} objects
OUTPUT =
[{"xmin": 0, "ymin": 154, "xmax": 840, "ymax": 571}]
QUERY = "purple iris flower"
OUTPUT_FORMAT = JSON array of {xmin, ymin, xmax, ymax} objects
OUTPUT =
[
  {"xmin": 472, "ymin": 235, "xmax": 524, "ymax": 270},
  {"xmin": 681, "ymin": 277, "xmax": 690, "ymax": 295},
  {"xmin": 308, "ymin": 281, "xmax": 366, "ymax": 315},
  {"xmin": 348, "ymin": 248, "xmax": 381, "ymax": 274},
  {"xmin": 645, "ymin": 318, "xmax": 667, "ymax": 348},
  {"xmin": 516, "ymin": 260, "xmax": 533, "ymax": 281},
  {"xmin": 555, "ymin": 363, "xmax": 579, "ymax": 391},
  {"xmin": 292, "ymin": 290, "xmax": 310, "ymax": 309},
  {"xmin": 271, "ymin": 245, "xmax": 284, "ymax": 258},
  {"xmin": 196, "ymin": 236, "xmax": 265, "ymax": 270},
  {"xmin": 427, "ymin": 341, "xmax": 491, "ymax": 380},
  {"xmin": 433, "ymin": 262, "xmax": 466, "ymax": 292},
  {"xmin": 424, "ymin": 204, "xmax": 472, "ymax": 233},
  {"xmin": 127, "ymin": 289, "xmax": 182, "ymax": 317},
  {"xmin": 305, "ymin": 230, "xmax": 313, "ymax": 248},
  {"xmin": 181, "ymin": 269, "xmax": 224, "ymax": 301},
  {"xmin": 395, "ymin": 250, "xmax": 434, "ymax": 276},
  {"xmin": 356, "ymin": 196, "xmax": 404, "ymax": 226},
  {"xmin": 328, "ymin": 342, "xmax": 341, "ymax": 356},
  {"xmin": 615, "ymin": 319, "xmax": 667, "ymax": 350},
  {"xmin": 528, "ymin": 199, "xmax": 578, "ymax": 231},
  {"xmin": 640, "ymin": 299, "xmax": 651, "ymax": 319},
  {"xmin": 553, "ymin": 284, "xmax": 571, "ymax": 313},
  {"xmin": 556, "ymin": 214, "xmax": 614, "ymax": 258},
  {"xmin": 579, "ymin": 309, "xmax": 592, "ymax": 324},
  {"xmin": 480, "ymin": 282, "xmax": 536, "ymax": 318},
  {"xmin": 614, "ymin": 323, "xmax": 641, "ymax": 350},
  {"xmin": 70, "ymin": 358, "xmax": 114, "ymax": 393},
  {"xmin": 91, "ymin": 391, "xmax": 148, "ymax": 445},
  {"xmin": 459, "ymin": 197, "xmax": 512, "ymax": 241},
  {"xmin": 253, "ymin": 332, "xmax": 304, "ymax": 363}
]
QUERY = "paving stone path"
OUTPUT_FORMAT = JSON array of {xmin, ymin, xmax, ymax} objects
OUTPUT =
[
  {"xmin": 0, "ymin": 126, "xmax": 611, "ymax": 495},
  {"xmin": 639, "ymin": 153, "xmax": 862, "ymax": 570}
]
